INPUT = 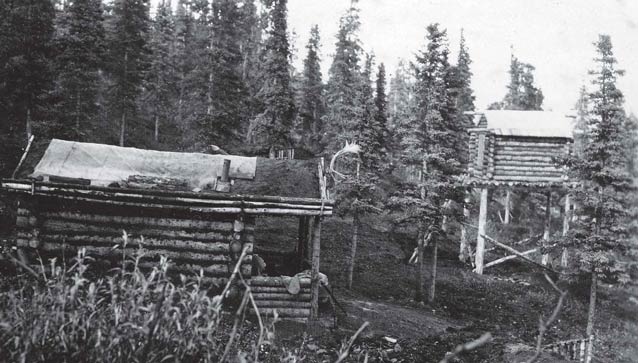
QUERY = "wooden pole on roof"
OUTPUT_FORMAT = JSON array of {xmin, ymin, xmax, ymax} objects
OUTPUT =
[
  {"xmin": 310, "ymin": 215, "xmax": 322, "ymax": 320},
  {"xmin": 474, "ymin": 187, "xmax": 489, "ymax": 274},
  {"xmin": 542, "ymin": 191, "xmax": 552, "ymax": 266}
]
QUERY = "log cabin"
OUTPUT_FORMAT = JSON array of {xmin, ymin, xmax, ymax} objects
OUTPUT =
[
  {"xmin": 0, "ymin": 139, "xmax": 333, "ymax": 320},
  {"xmin": 463, "ymin": 110, "xmax": 577, "ymax": 273}
]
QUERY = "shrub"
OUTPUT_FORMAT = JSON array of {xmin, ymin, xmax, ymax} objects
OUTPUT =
[{"xmin": 0, "ymin": 234, "xmax": 278, "ymax": 363}]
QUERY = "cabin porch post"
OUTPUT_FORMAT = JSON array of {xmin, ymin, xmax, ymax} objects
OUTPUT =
[{"xmin": 310, "ymin": 215, "xmax": 322, "ymax": 320}]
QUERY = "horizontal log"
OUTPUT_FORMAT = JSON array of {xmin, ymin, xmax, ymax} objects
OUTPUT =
[
  {"xmin": 16, "ymin": 239, "xmax": 253, "ymax": 264},
  {"xmin": 494, "ymin": 155, "xmax": 557, "ymax": 162},
  {"xmin": 495, "ymin": 147, "xmax": 565, "ymax": 154},
  {"xmin": 39, "ymin": 220, "xmax": 234, "ymax": 242},
  {"xmin": 41, "ymin": 211, "xmax": 243, "ymax": 232},
  {"xmin": 494, "ymin": 161, "xmax": 560, "ymax": 168},
  {"xmin": 2, "ymin": 180, "xmax": 334, "ymax": 206},
  {"xmin": 249, "ymin": 286, "xmax": 311, "ymax": 294},
  {"xmin": 15, "ymin": 233, "xmax": 245, "ymax": 254},
  {"xmin": 16, "ymin": 215, "xmax": 37, "ymax": 228},
  {"xmin": 494, "ymin": 171, "xmax": 564, "ymax": 178},
  {"xmin": 249, "ymin": 276, "xmax": 311, "ymax": 287},
  {"xmin": 496, "ymin": 141, "xmax": 568, "ymax": 148},
  {"xmin": 137, "ymin": 262, "xmax": 231, "ymax": 276},
  {"xmin": 250, "ymin": 308, "xmax": 310, "ymax": 318},
  {"xmin": 252, "ymin": 293, "xmax": 311, "ymax": 301},
  {"xmin": 492, "ymin": 175, "xmax": 566, "ymax": 182},
  {"xmin": 494, "ymin": 167, "xmax": 561, "ymax": 174},
  {"xmin": 34, "ymin": 193, "xmax": 333, "ymax": 216},
  {"xmin": 253, "ymin": 300, "xmax": 312, "ymax": 309}
]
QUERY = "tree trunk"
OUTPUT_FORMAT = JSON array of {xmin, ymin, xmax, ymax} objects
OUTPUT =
[
  {"xmin": 475, "ymin": 188, "xmax": 489, "ymax": 274},
  {"xmin": 26, "ymin": 107, "xmax": 32, "ymax": 143},
  {"xmin": 154, "ymin": 115, "xmax": 159, "ymax": 143},
  {"xmin": 561, "ymin": 194, "xmax": 571, "ymax": 268},
  {"xmin": 428, "ymin": 236, "xmax": 438, "ymax": 303},
  {"xmin": 415, "ymin": 229, "xmax": 425, "ymax": 302},
  {"xmin": 120, "ymin": 111, "xmax": 126, "ymax": 147},
  {"xmin": 347, "ymin": 213, "xmax": 359, "ymax": 289},
  {"xmin": 586, "ymin": 270, "xmax": 597, "ymax": 363},
  {"xmin": 504, "ymin": 190, "xmax": 511, "ymax": 224},
  {"xmin": 75, "ymin": 91, "xmax": 81, "ymax": 132},
  {"xmin": 542, "ymin": 191, "xmax": 552, "ymax": 265}
]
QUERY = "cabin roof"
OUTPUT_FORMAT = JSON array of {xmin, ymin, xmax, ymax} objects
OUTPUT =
[
  {"xmin": 8, "ymin": 139, "xmax": 328, "ymax": 203},
  {"xmin": 470, "ymin": 110, "xmax": 574, "ymax": 139}
]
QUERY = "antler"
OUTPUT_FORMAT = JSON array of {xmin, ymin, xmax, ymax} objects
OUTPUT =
[{"xmin": 329, "ymin": 141, "xmax": 361, "ymax": 179}]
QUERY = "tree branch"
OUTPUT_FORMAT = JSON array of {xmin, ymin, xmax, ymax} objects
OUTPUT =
[{"xmin": 524, "ymin": 274, "xmax": 567, "ymax": 363}]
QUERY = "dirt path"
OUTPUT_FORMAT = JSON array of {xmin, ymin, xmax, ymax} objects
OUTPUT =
[{"xmin": 338, "ymin": 296, "xmax": 463, "ymax": 339}]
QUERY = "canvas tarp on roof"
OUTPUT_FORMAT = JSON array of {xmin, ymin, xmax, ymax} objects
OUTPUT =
[
  {"xmin": 472, "ymin": 110, "xmax": 574, "ymax": 138},
  {"xmin": 31, "ymin": 139, "xmax": 256, "ymax": 188}
]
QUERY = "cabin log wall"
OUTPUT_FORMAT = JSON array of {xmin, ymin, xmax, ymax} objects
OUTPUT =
[
  {"xmin": 15, "ymin": 196, "xmax": 254, "ymax": 284},
  {"xmin": 468, "ymin": 133, "xmax": 571, "ymax": 183}
]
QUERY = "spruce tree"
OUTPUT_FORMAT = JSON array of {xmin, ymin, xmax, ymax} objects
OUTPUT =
[
  {"xmin": 0, "ymin": 0, "xmax": 56, "ymax": 175},
  {"xmin": 298, "ymin": 25, "xmax": 324, "ymax": 150},
  {"xmin": 204, "ymin": 0, "xmax": 249, "ymax": 148},
  {"xmin": 454, "ymin": 30, "xmax": 475, "ymax": 113},
  {"xmin": 501, "ymin": 54, "xmax": 544, "ymax": 111},
  {"xmin": 107, "ymin": 0, "xmax": 150, "ymax": 147},
  {"xmin": 172, "ymin": 0, "xmax": 196, "ymax": 145},
  {"xmin": 322, "ymin": 0, "xmax": 363, "ymax": 154},
  {"xmin": 55, "ymin": 0, "xmax": 105, "ymax": 140},
  {"xmin": 391, "ymin": 24, "xmax": 464, "ymax": 302},
  {"xmin": 251, "ymin": 0, "xmax": 295, "ymax": 150},
  {"xmin": 387, "ymin": 59, "xmax": 415, "ymax": 156},
  {"xmin": 565, "ymin": 35, "xmax": 633, "ymax": 356},
  {"xmin": 145, "ymin": 0, "xmax": 178, "ymax": 146}
]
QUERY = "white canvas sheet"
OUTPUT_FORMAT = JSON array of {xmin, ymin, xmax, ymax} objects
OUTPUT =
[{"xmin": 31, "ymin": 139, "xmax": 256, "ymax": 188}]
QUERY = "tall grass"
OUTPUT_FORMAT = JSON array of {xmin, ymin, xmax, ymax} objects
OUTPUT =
[{"xmin": 0, "ymin": 233, "xmax": 279, "ymax": 363}]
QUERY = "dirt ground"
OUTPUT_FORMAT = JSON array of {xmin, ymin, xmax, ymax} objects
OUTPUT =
[{"xmin": 256, "ymin": 216, "xmax": 638, "ymax": 362}]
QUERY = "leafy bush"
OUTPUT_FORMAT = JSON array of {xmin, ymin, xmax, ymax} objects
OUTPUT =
[{"xmin": 0, "ymin": 235, "xmax": 279, "ymax": 363}]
